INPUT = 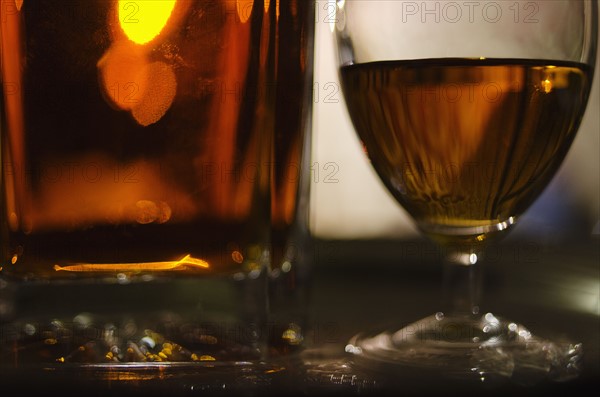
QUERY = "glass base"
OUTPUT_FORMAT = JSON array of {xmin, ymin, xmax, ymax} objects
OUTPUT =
[{"xmin": 346, "ymin": 312, "xmax": 582, "ymax": 384}]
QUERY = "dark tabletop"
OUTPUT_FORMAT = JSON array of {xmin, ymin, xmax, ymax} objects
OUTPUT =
[{"xmin": 0, "ymin": 234, "xmax": 598, "ymax": 396}]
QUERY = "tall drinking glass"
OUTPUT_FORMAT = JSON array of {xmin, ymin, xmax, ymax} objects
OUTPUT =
[{"xmin": 0, "ymin": 0, "xmax": 314, "ymax": 369}]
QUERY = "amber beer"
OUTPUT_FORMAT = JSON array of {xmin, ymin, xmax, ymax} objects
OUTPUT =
[
  {"xmin": 0, "ymin": 0, "xmax": 314, "ymax": 363},
  {"xmin": 0, "ymin": 0, "xmax": 313, "ymax": 282}
]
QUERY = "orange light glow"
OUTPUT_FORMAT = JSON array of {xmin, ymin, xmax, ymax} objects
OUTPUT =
[
  {"xmin": 541, "ymin": 78, "xmax": 553, "ymax": 93},
  {"xmin": 97, "ymin": 41, "xmax": 147, "ymax": 111},
  {"xmin": 237, "ymin": 0, "xmax": 254, "ymax": 23},
  {"xmin": 118, "ymin": 0, "xmax": 176, "ymax": 45},
  {"xmin": 99, "ymin": 0, "xmax": 180, "ymax": 125},
  {"xmin": 53, "ymin": 254, "xmax": 209, "ymax": 272}
]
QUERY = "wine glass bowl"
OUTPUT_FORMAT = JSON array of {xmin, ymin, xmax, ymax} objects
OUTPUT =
[
  {"xmin": 335, "ymin": 0, "xmax": 597, "ymax": 379},
  {"xmin": 339, "ymin": 58, "xmax": 592, "ymax": 250}
]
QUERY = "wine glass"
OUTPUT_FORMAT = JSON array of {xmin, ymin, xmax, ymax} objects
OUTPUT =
[{"xmin": 335, "ymin": 0, "xmax": 597, "ymax": 378}]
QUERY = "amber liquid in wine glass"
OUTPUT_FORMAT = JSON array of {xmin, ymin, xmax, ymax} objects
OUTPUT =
[{"xmin": 335, "ymin": 0, "xmax": 597, "ymax": 379}]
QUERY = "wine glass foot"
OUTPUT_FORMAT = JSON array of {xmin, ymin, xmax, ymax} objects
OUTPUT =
[{"xmin": 346, "ymin": 312, "xmax": 582, "ymax": 384}]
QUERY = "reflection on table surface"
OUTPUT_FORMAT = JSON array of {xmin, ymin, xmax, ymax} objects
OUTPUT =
[
  {"xmin": 303, "ymin": 237, "xmax": 598, "ymax": 395},
  {"xmin": 0, "ymin": 237, "xmax": 597, "ymax": 396}
]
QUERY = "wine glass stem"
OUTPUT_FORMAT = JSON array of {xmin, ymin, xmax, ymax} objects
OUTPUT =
[{"xmin": 442, "ymin": 255, "xmax": 482, "ymax": 316}]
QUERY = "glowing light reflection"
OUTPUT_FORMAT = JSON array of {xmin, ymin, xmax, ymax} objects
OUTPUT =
[
  {"xmin": 237, "ymin": 0, "xmax": 254, "ymax": 23},
  {"xmin": 541, "ymin": 78, "xmax": 553, "ymax": 93},
  {"xmin": 469, "ymin": 253, "xmax": 478, "ymax": 265},
  {"xmin": 54, "ymin": 254, "xmax": 209, "ymax": 272},
  {"xmin": 119, "ymin": 0, "xmax": 177, "ymax": 45}
]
